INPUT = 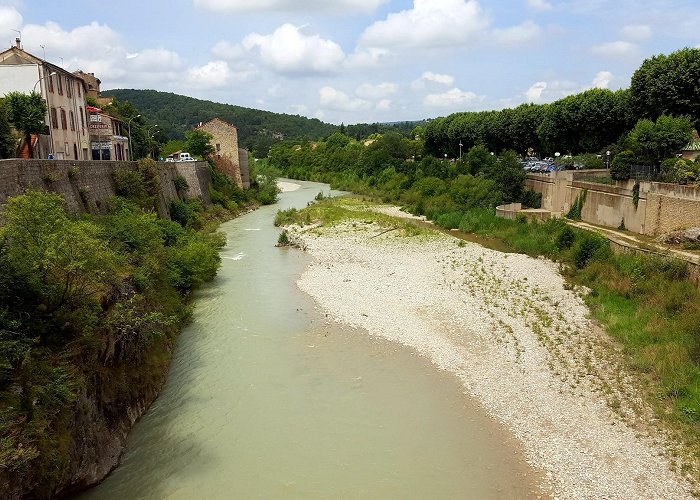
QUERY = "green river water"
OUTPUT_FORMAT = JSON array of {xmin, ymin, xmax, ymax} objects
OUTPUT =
[{"xmin": 80, "ymin": 180, "xmax": 542, "ymax": 499}]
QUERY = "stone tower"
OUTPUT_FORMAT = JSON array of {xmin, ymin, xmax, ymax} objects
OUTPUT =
[{"xmin": 196, "ymin": 118, "xmax": 247, "ymax": 188}]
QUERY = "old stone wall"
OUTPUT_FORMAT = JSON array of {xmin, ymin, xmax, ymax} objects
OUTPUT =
[
  {"xmin": 198, "ymin": 118, "xmax": 243, "ymax": 188},
  {"xmin": 527, "ymin": 171, "xmax": 700, "ymax": 236},
  {"xmin": 0, "ymin": 159, "xmax": 211, "ymax": 217}
]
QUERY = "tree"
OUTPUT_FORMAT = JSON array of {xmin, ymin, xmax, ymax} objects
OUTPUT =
[
  {"xmin": 610, "ymin": 150, "xmax": 635, "ymax": 180},
  {"xmin": 4, "ymin": 92, "xmax": 47, "ymax": 159},
  {"xmin": 0, "ymin": 99, "xmax": 17, "ymax": 158},
  {"xmin": 185, "ymin": 129, "xmax": 215, "ymax": 159},
  {"xmin": 630, "ymin": 48, "xmax": 700, "ymax": 127},
  {"xmin": 626, "ymin": 115, "xmax": 692, "ymax": 166}
]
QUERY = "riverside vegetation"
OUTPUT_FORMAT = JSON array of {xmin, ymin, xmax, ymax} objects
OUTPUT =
[{"xmin": 0, "ymin": 157, "xmax": 277, "ymax": 498}]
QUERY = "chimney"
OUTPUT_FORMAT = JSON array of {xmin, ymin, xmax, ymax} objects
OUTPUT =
[{"xmin": 15, "ymin": 37, "xmax": 21, "ymax": 49}]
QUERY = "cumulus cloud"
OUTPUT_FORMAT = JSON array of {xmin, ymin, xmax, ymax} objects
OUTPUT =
[
  {"xmin": 524, "ymin": 79, "xmax": 578, "ymax": 103},
  {"xmin": 128, "ymin": 48, "xmax": 183, "ymax": 71},
  {"xmin": 242, "ymin": 24, "xmax": 345, "ymax": 74},
  {"xmin": 492, "ymin": 20, "xmax": 542, "ymax": 46},
  {"xmin": 358, "ymin": 0, "xmax": 490, "ymax": 49},
  {"xmin": 591, "ymin": 70, "xmax": 613, "ymax": 89},
  {"xmin": 355, "ymin": 82, "xmax": 398, "ymax": 99},
  {"xmin": 421, "ymin": 71, "xmax": 455, "ymax": 86},
  {"xmin": 590, "ymin": 40, "xmax": 637, "ymax": 58},
  {"xmin": 423, "ymin": 87, "xmax": 480, "ymax": 108},
  {"xmin": 185, "ymin": 60, "xmax": 233, "ymax": 89},
  {"xmin": 319, "ymin": 86, "xmax": 371, "ymax": 111},
  {"xmin": 621, "ymin": 24, "xmax": 651, "ymax": 42},
  {"xmin": 376, "ymin": 99, "xmax": 392, "ymax": 111},
  {"xmin": 193, "ymin": 0, "xmax": 387, "ymax": 13},
  {"xmin": 527, "ymin": 0, "xmax": 552, "ymax": 11},
  {"xmin": 211, "ymin": 40, "xmax": 245, "ymax": 60}
]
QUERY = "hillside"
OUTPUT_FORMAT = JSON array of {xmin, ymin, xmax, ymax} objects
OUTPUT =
[{"xmin": 103, "ymin": 89, "xmax": 338, "ymax": 155}]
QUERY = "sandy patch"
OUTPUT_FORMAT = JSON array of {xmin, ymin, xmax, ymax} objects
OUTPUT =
[{"xmin": 289, "ymin": 219, "xmax": 693, "ymax": 500}]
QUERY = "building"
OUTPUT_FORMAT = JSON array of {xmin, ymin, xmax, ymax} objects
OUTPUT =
[
  {"xmin": 196, "ymin": 118, "xmax": 248, "ymax": 188},
  {"xmin": 681, "ymin": 130, "xmax": 700, "ymax": 161},
  {"xmin": 0, "ymin": 39, "xmax": 89, "ymax": 159},
  {"xmin": 87, "ymin": 107, "xmax": 129, "ymax": 161}
]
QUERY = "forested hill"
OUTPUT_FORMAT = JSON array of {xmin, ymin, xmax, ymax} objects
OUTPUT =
[{"xmin": 103, "ymin": 89, "xmax": 338, "ymax": 155}]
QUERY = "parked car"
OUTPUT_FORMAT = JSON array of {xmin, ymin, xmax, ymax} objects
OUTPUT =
[{"xmin": 178, "ymin": 152, "xmax": 195, "ymax": 162}]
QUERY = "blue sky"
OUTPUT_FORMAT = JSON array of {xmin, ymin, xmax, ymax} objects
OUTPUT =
[{"xmin": 1, "ymin": 0, "xmax": 699, "ymax": 124}]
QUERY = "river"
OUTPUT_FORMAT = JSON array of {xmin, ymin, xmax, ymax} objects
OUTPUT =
[{"xmin": 79, "ymin": 180, "xmax": 543, "ymax": 499}]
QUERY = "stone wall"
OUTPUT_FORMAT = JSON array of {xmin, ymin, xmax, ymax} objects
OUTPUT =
[
  {"xmin": 0, "ymin": 159, "xmax": 211, "ymax": 218},
  {"xmin": 526, "ymin": 170, "xmax": 700, "ymax": 236},
  {"xmin": 198, "ymin": 118, "xmax": 243, "ymax": 188}
]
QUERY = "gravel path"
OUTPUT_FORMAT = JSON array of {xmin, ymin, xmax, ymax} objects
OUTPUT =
[{"xmin": 289, "ymin": 219, "xmax": 694, "ymax": 500}]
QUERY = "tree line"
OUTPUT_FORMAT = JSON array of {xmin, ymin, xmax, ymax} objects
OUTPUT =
[{"xmin": 424, "ymin": 48, "xmax": 699, "ymax": 164}]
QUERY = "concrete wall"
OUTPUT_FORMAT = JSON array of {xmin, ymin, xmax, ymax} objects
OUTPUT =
[
  {"xmin": 0, "ymin": 159, "xmax": 211, "ymax": 218},
  {"xmin": 526, "ymin": 170, "xmax": 700, "ymax": 236}
]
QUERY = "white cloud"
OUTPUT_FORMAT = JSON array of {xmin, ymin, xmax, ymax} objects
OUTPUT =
[
  {"xmin": 319, "ymin": 86, "xmax": 371, "ymax": 111},
  {"xmin": 376, "ymin": 99, "xmax": 392, "ymax": 111},
  {"xmin": 525, "ymin": 81, "xmax": 547, "ymax": 103},
  {"xmin": 185, "ymin": 60, "xmax": 232, "ymax": 89},
  {"xmin": 0, "ymin": 6, "xmax": 22, "ymax": 36},
  {"xmin": 193, "ymin": 0, "xmax": 387, "ymax": 13},
  {"xmin": 290, "ymin": 104, "xmax": 309, "ymax": 115},
  {"xmin": 492, "ymin": 20, "xmax": 542, "ymax": 46},
  {"xmin": 420, "ymin": 71, "xmax": 455, "ymax": 86},
  {"xmin": 590, "ymin": 40, "xmax": 638, "ymax": 58},
  {"xmin": 527, "ymin": 0, "xmax": 552, "ymax": 11},
  {"xmin": 355, "ymin": 82, "xmax": 398, "ymax": 99},
  {"xmin": 129, "ymin": 48, "xmax": 183, "ymax": 71},
  {"xmin": 211, "ymin": 40, "xmax": 245, "ymax": 60},
  {"xmin": 591, "ymin": 70, "xmax": 613, "ymax": 89},
  {"xmin": 242, "ymin": 24, "xmax": 345, "ymax": 74},
  {"xmin": 358, "ymin": 0, "xmax": 490, "ymax": 49},
  {"xmin": 524, "ymin": 79, "xmax": 579, "ymax": 103},
  {"xmin": 621, "ymin": 24, "xmax": 651, "ymax": 42},
  {"xmin": 423, "ymin": 87, "xmax": 480, "ymax": 108}
]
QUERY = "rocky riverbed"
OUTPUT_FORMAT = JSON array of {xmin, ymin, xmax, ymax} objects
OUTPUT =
[{"xmin": 287, "ymin": 216, "xmax": 694, "ymax": 499}]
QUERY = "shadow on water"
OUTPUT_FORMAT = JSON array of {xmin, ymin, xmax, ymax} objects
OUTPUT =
[{"xmin": 78, "ymin": 179, "xmax": 546, "ymax": 500}]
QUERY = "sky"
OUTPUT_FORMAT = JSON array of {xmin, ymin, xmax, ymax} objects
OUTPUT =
[{"xmin": 0, "ymin": 0, "xmax": 699, "ymax": 124}]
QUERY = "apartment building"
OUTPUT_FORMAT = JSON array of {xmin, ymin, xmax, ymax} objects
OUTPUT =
[
  {"xmin": 0, "ymin": 38, "xmax": 89, "ymax": 159},
  {"xmin": 87, "ymin": 108, "xmax": 129, "ymax": 161}
]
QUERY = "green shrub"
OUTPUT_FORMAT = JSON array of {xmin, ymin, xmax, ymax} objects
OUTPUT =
[
  {"xmin": 277, "ymin": 230, "xmax": 290, "ymax": 246},
  {"xmin": 610, "ymin": 150, "xmax": 635, "ymax": 181},
  {"xmin": 556, "ymin": 225, "xmax": 576, "ymax": 250},
  {"xmin": 173, "ymin": 175, "xmax": 189, "ymax": 194},
  {"xmin": 573, "ymin": 233, "xmax": 608, "ymax": 268}
]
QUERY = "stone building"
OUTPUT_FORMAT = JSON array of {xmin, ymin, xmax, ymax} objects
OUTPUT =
[
  {"xmin": 196, "ymin": 118, "xmax": 249, "ymax": 188},
  {"xmin": 0, "ymin": 39, "xmax": 89, "ymax": 159}
]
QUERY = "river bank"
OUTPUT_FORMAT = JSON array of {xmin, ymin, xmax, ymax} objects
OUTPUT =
[{"xmin": 288, "ymin": 207, "xmax": 695, "ymax": 499}]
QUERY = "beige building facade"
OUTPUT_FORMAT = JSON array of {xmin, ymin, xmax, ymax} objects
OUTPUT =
[
  {"xmin": 0, "ymin": 40, "xmax": 89, "ymax": 160},
  {"xmin": 88, "ymin": 110, "xmax": 129, "ymax": 161}
]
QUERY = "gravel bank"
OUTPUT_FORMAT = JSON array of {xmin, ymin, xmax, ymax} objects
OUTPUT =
[{"xmin": 290, "ymin": 219, "xmax": 694, "ymax": 499}]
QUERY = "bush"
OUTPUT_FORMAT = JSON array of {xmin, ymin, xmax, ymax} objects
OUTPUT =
[
  {"xmin": 610, "ymin": 150, "xmax": 636, "ymax": 181},
  {"xmin": 573, "ymin": 233, "xmax": 608, "ymax": 268},
  {"xmin": 173, "ymin": 175, "xmax": 189, "ymax": 194},
  {"xmin": 556, "ymin": 225, "xmax": 576, "ymax": 250}
]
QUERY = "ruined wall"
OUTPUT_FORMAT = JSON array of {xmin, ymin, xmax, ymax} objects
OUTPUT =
[
  {"xmin": 199, "ymin": 119, "xmax": 243, "ymax": 188},
  {"xmin": 0, "ymin": 159, "xmax": 211, "ymax": 217}
]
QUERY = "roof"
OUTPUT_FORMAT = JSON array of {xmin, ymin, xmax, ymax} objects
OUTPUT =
[
  {"xmin": 684, "ymin": 130, "xmax": 700, "ymax": 151},
  {"xmin": 0, "ymin": 46, "xmax": 88, "ymax": 91},
  {"xmin": 196, "ymin": 117, "xmax": 238, "ymax": 130}
]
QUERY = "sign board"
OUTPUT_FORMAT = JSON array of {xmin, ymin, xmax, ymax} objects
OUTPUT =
[
  {"xmin": 91, "ymin": 141, "xmax": 111, "ymax": 150},
  {"xmin": 89, "ymin": 123, "xmax": 110, "ymax": 129}
]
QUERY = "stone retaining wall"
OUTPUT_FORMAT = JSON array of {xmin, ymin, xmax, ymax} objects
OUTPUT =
[{"xmin": 0, "ymin": 159, "xmax": 211, "ymax": 218}]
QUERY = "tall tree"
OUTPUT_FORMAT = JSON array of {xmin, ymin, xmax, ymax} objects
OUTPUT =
[
  {"xmin": 630, "ymin": 48, "xmax": 700, "ymax": 126},
  {"xmin": 0, "ymin": 99, "xmax": 16, "ymax": 158},
  {"xmin": 4, "ymin": 92, "xmax": 47, "ymax": 159}
]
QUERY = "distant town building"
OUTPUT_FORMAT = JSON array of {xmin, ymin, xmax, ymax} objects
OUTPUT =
[
  {"xmin": 73, "ymin": 70, "xmax": 101, "ymax": 100},
  {"xmin": 0, "ymin": 38, "xmax": 89, "ymax": 159},
  {"xmin": 681, "ymin": 130, "xmax": 700, "ymax": 161},
  {"xmin": 196, "ymin": 118, "xmax": 249, "ymax": 189},
  {"xmin": 87, "ymin": 107, "xmax": 129, "ymax": 161}
]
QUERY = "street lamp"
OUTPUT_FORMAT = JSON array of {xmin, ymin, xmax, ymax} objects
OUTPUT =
[
  {"xmin": 33, "ymin": 71, "xmax": 56, "ymax": 93},
  {"xmin": 126, "ymin": 114, "xmax": 141, "ymax": 161},
  {"xmin": 459, "ymin": 142, "xmax": 463, "ymax": 159},
  {"xmin": 606, "ymin": 150, "xmax": 611, "ymax": 169}
]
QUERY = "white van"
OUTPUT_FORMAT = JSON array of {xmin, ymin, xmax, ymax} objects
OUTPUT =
[{"xmin": 178, "ymin": 152, "xmax": 195, "ymax": 162}]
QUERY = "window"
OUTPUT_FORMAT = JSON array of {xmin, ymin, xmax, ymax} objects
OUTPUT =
[
  {"xmin": 73, "ymin": 143, "xmax": 78, "ymax": 159},
  {"xmin": 60, "ymin": 109, "xmax": 67, "ymax": 130},
  {"xmin": 77, "ymin": 82, "xmax": 81, "ymax": 97},
  {"xmin": 69, "ymin": 111, "xmax": 75, "ymax": 131},
  {"xmin": 79, "ymin": 107, "xmax": 85, "ymax": 128},
  {"xmin": 66, "ymin": 77, "xmax": 72, "ymax": 98},
  {"xmin": 47, "ymin": 73, "xmax": 54, "ymax": 93},
  {"xmin": 216, "ymin": 143, "xmax": 221, "ymax": 151},
  {"xmin": 57, "ymin": 75, "xmax": 63, "ymax": 95},
  {"xmin": 50, "ymin": 107, "xmax": 58, "ymax": 129}
]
